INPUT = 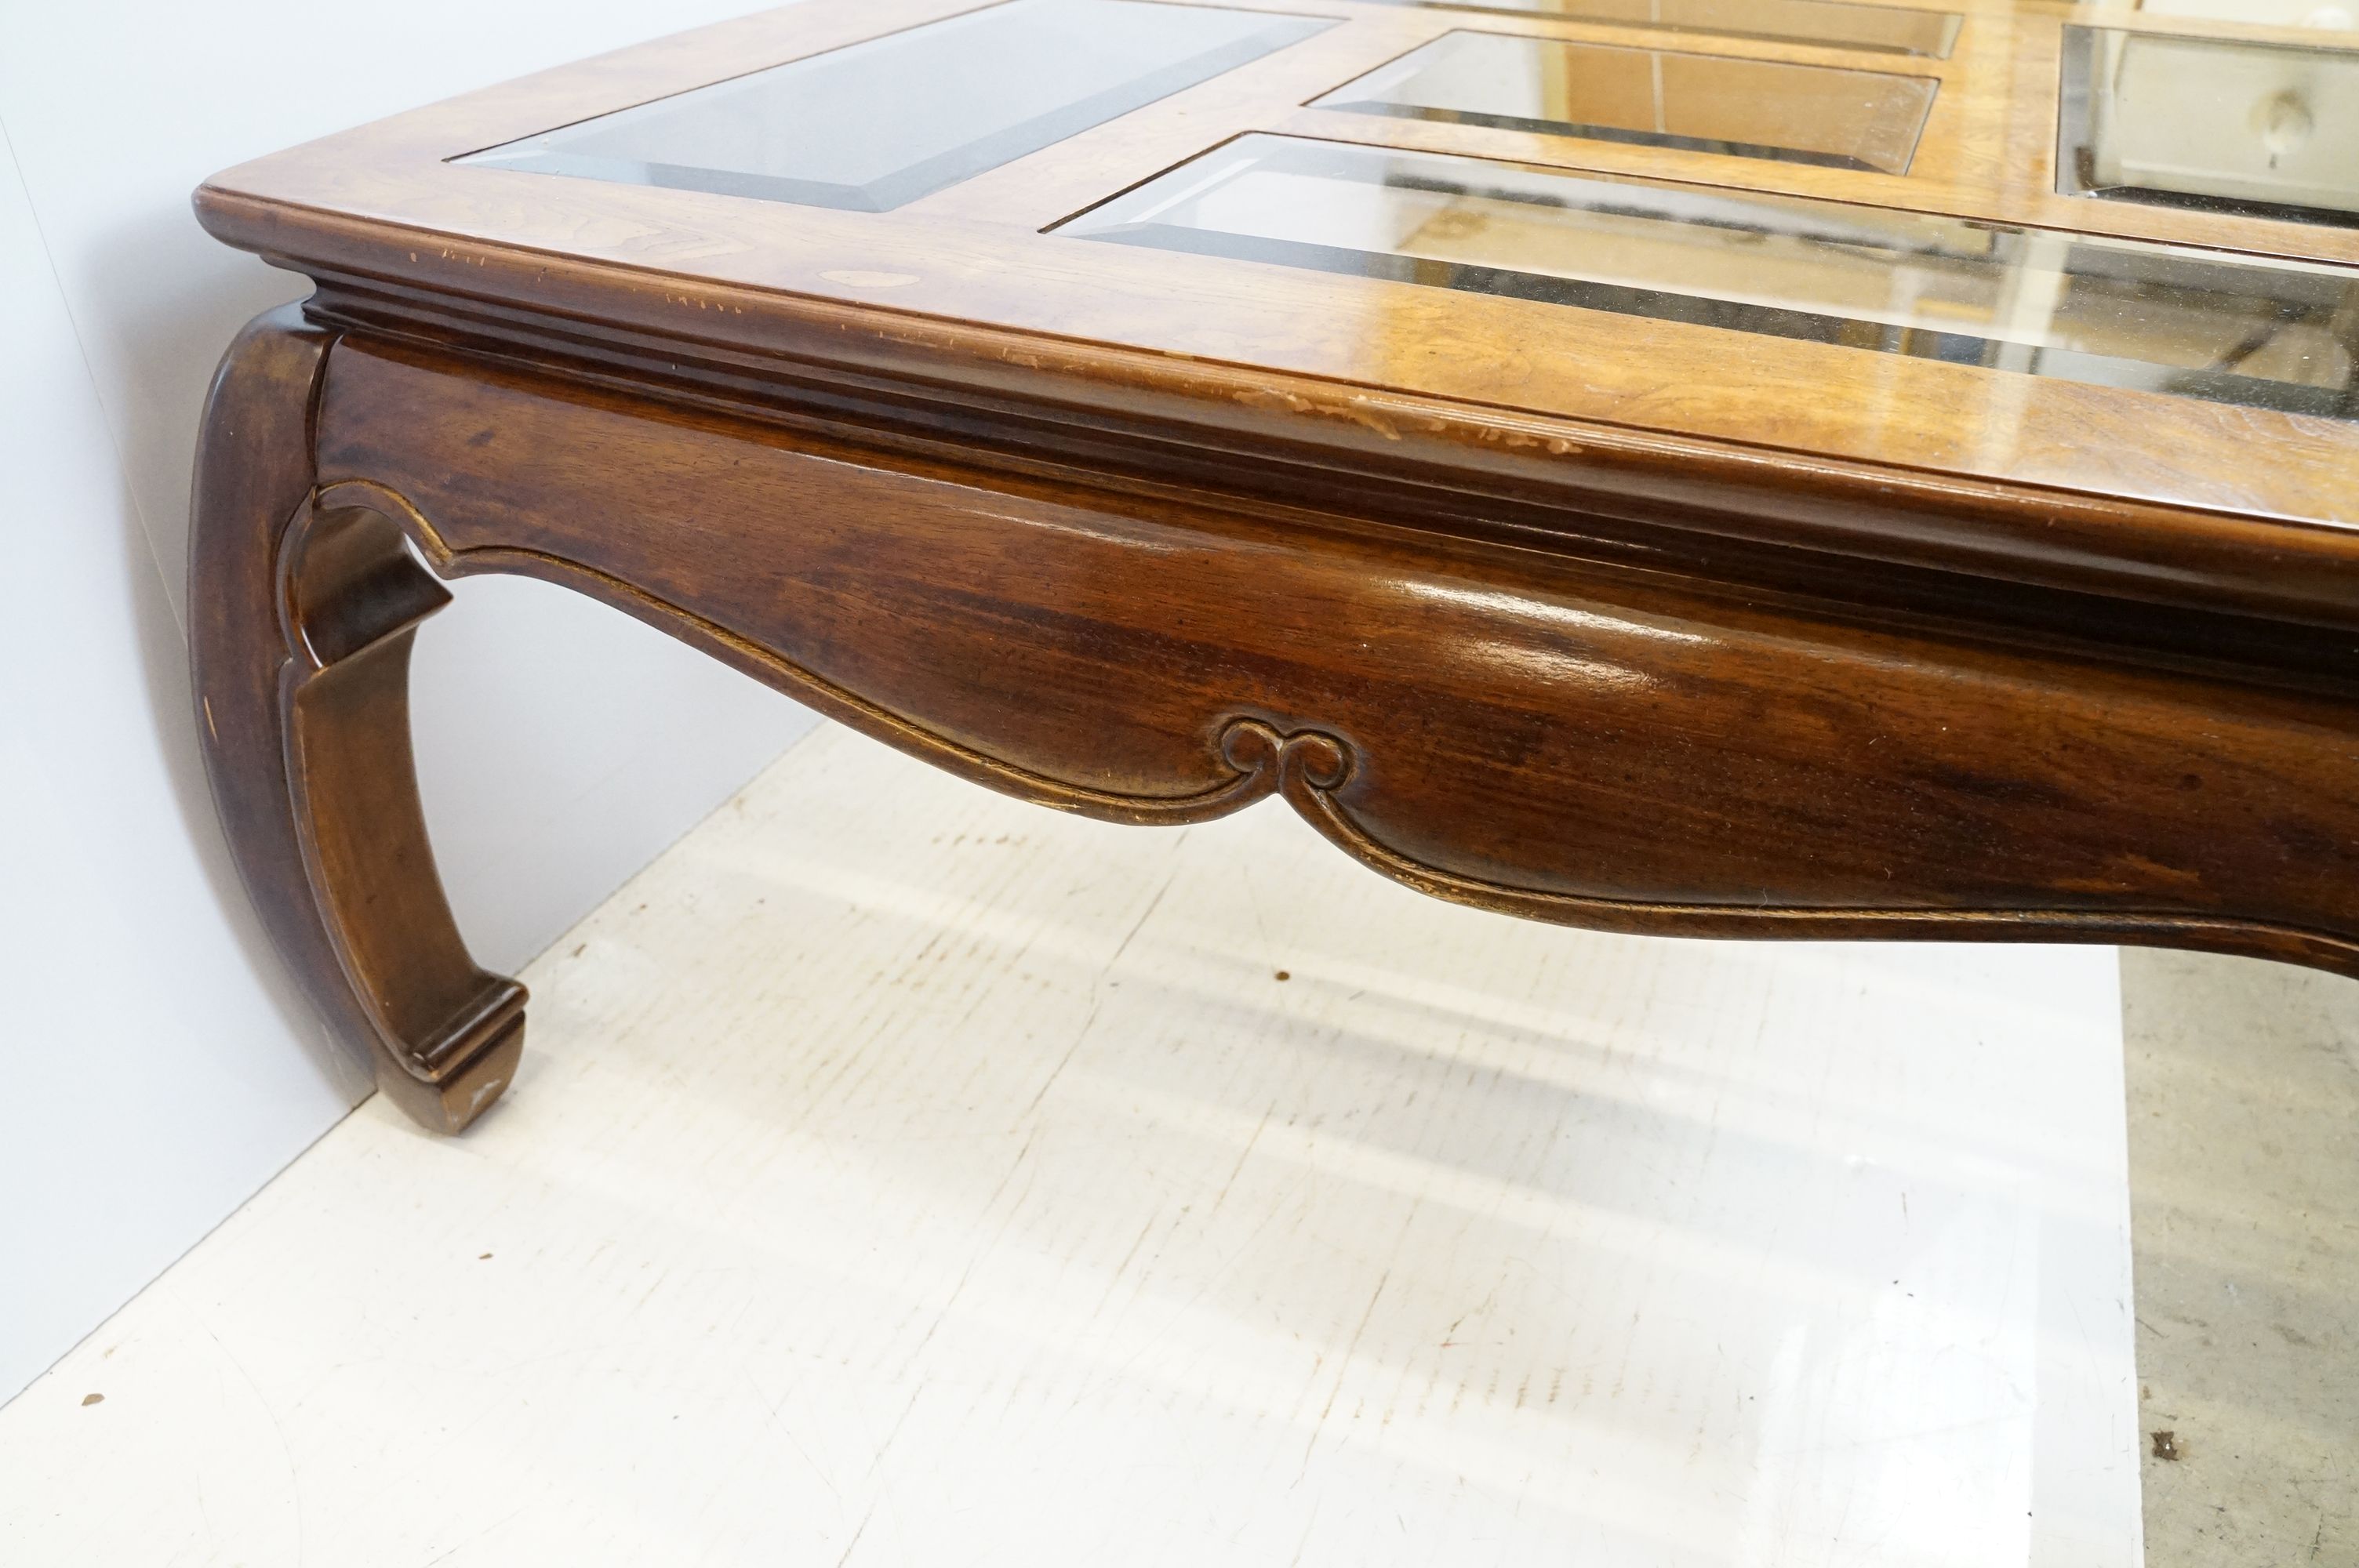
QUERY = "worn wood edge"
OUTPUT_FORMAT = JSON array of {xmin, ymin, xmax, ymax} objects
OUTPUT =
[
  {"xmin": 187, "ymin": 185, "xmax": 2359, "ymax": 638},
  {"xmin": 314, "ymin": 477, "xmax": 2359, "ymax": 983}
]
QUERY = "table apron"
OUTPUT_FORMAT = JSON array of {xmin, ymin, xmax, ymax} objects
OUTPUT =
[{"xmin": 312, "ymin": 334, "xmax": 2359, "ymax": 977}]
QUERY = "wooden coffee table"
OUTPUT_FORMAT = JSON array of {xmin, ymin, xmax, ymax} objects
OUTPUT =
[{"xmin": 191, "ymin": 0, "xmax": 2359, "ymax": 1131}]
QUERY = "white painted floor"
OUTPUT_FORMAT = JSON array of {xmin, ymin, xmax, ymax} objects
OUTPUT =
[{"xmin": 0, "ymin": 724, "xmax": 2143, "ymax": 1566}]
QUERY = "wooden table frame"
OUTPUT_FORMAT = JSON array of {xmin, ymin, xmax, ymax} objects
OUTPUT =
[{"xmin": 191, "ymin": 0, "xmax": 2359, "ymax": 1131}]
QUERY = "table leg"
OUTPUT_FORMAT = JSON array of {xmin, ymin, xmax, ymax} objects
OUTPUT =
[{"xmin": 190, "ymin": 306, "xmax": 523, "ymax": 1133}]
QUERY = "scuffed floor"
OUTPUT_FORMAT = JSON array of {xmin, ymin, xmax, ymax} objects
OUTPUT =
[{"xmin": 0, "ymin": 722, "xmax": 2148, "ymax": 1566}]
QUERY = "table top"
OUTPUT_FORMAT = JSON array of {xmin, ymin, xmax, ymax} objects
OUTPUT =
[{"xmin": 198, "ymin": 0, "xmax": 2359, "ymax": 608}]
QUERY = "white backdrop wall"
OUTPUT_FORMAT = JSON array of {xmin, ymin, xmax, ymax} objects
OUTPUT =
[{"xmin": 0, "ymin": 0, "xmax": 814, "ymax": 1403}]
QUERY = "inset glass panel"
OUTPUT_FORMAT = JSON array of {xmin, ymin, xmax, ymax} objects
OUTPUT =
[
  {"xmin": 455, "ymin": 0, "xmax": 1332, "ymax": 212},
  {"xmin": 1055, "ymin": 135, "xmax": 2359, "ymax": 419},
  {"xmin": 1313, "ymin": 32, "xmax": 1937, "ymax": 174},
  {"xmin": 2059, "ymin": 26, "xmax": 2359, "ymax": 229},
  {"xmin": 1348, "ymin": 0, "xmax": 1961, "ymax": 60}
]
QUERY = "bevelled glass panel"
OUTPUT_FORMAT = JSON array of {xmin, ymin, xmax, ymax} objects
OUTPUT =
[
  {"xmin": 1347, "ymin": 0, "xmax": 1961, "ymax": 59},
  {"xmin": 454, "ymin": 0, "xmax": 1332, "ymax": 212},
  {"xmin": 2059, "ymin": 26, "xmax": 2359, "ymax": 229},
  {"xmin": 1312, "ymin": 32, "xmax": 1938, "ymax": 174},
  {"xmin": 1055, "ymin": 135, "xmax": 2359, "ymax": 420}
]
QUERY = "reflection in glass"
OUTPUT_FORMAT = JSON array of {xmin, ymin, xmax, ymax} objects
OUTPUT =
[
  {"xmin": 1349, "ymin": 0, "xmax": 1961, "ymax": 59},
  {"xmin": 455, "ymin": 0, "xmax": 1331, "ymax": 212},
  {"xmin": 2059, "ymin": 27, "xmax": 2359, "ymax": 228},
  {"xmin": 1313, "ymin": 32, "xmax": 1937, "ymax": 174},
  {"xmin": 1056, "ymin": 135, "xmax": 2359, "ymax": 419}
]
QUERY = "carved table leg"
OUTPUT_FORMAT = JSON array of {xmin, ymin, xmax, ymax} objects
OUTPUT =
[{"xmin": 191, "ymin": 305, "xmax": 523, "ymax": 1133}]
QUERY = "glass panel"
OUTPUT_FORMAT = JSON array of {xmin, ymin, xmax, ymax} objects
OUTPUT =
[
  {"xmin": 454, "ymin": 0, "xmax": 1332, "ymax": 212},
  {"xmin": 2059, "ymin": 27, "xmax": 2359, "ymax": 229},
  {"xmin": 1347, "ymin": 0, "xmax": 1961, "ymax": 60},
  {"xmin": 1312, "ymin": 32, "xmax": 1937, "ymax": 175},
  {"xmin": 1055, "ymin": 134, "xmax": 2359, "ymax": 420}
]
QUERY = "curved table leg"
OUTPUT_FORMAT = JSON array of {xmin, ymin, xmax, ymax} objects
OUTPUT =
[{"xmin": 190, "ymin": 306, "xmax": 523, "ymax": 1133}]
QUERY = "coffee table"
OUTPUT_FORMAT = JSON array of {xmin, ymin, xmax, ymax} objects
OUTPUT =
[{"xmin": 191, "ymin": 0, "xmax": 2359, "ymax": 1131}]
